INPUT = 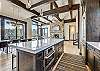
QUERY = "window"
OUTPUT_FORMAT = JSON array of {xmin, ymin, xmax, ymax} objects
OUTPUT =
[
  {"xmin": 4, "ymin": 20, "xmax": 16, "ymax": 40},
  {"xmin": 17, "ymin": 24, "xmax": 25, "ymax": 39},
  {"xmin": 32, "ymin": 22, "xmax": 37, "ymax": 38},
  {"xmin": 32, "ymin": 22, "xmax": 49, "ymax": 39},
  {"xmin": 42, "ymin": 25, "xmax": 48, "ymax": 38},
  {"xmin": 4, "ymin": 19, "xmax": 25, "ymax": 40}
]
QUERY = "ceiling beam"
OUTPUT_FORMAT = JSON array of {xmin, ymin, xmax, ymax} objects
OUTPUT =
[
  {"xmin": 8, "ymin": 0, "xmax": 40, "ymax": 15},
  {"xmin": 43, "ymin": 4, "xmax": 79, "ymax": 16},
  {"xmin": 42, "ymin": 17, "xmax": 52, "ymax": 23},
  {"xmin": 54, "ymin": 14, "xmax": 62, "ymax": 21},
  {"xmin": 8, "ymin": 0, "xmax": 52, "ymax": 23},
  {"xmin": 68, "ymin": 0, "xmax": 73, "ymax": 19},
  {"xmin": 50, "ymin": 2, "xmax": 62, "ymax": 21},
  {"xmin": 53, "ymin": 1, "xmax": 58, "ymax": 8},
  {"xmin": 30, "ymin": 4, "xmax": 79, "ymax": 18},
  {"xmin": 0, "ymin": 15, "xmax": 26, "ymax": 24},
  {"xmin": 31, "ymin": 16, "xmax": 52, "ymax": 23},
  {"xmin": 32, "ymin": 19, "xmax": 47, "ymax": 24},
  {"xmin": 52, "ymin": 1, "xmax": 62, "ymax": 22},
  {"xmin": 64, "ymin": 18, "xmax": 76, "ymax": 23},
  {"xmin": 30, "ymin": 0, "xmax": 57, "ymax": 9}
]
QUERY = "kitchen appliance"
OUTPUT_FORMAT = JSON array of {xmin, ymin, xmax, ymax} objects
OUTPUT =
[{"xmin": 44, "ymin": 46, "xmax": 55, "ymax": 70}]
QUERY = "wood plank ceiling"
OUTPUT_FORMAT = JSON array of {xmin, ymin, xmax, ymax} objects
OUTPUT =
[{"xmin": 0, "ymin": 0, "xmax": 80, "ymax": 24}]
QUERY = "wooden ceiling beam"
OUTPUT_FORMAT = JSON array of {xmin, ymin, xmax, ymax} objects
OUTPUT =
[
  {"xmin": 32, "ymin": 19, "xmax": 49, "ymax": 25},
  {"xmin": 54, "ymin": 14, "xmax": 62, "ymax": 21},
  {"xmin": 43, "ymin": 4, "xmax": 79, "ymax": 16},
  {"xmin": 30, "ymin": 0, "xmax": 57, "ymax": 9},
  {"xmin": 64, "ymin": 18, "xmax": 76, "ymax": 23},
  {"xmin": 52, "ymin": 1, "xmax": 62, "ymax": 22},
  {"xmin": 8, "ymin": 0, "xmax": 40, "ymax": 15},
  {"xmin": 8, "ymin": 0, "xmax": 52, "ymax": 23},
  {"xmin": 31, "ymin": 16, "xmax": 52, "ymax": 23},
  {"xmin": 0, "ymin": 15, "xmax": 26, "ymax": 24},
  {"xmin": 68, "ymin": 0, "xmax": 73, "ymax": 19},
  {"xmin": 50, "ymin": 2, "xmax": 62, "ymax": 22},
  {"xmin": 31, "ymin": 4, "xmax": 79, "ymax": 18},
  {"xmin": 42, "ymin": 17, "xmax": 52, "ymax": 23},
  {"xmin": 53, "ymin": 1, "xmax": 58, "ymax": 8}
]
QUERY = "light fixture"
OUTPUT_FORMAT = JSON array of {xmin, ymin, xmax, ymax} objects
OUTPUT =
[
  {"xmin": 26, "ymin": 0, "xmax": 31, "ymax": 8},
  {"xmin": 40, "ymin": 9, "xmax": 43, "ymax": 16}
]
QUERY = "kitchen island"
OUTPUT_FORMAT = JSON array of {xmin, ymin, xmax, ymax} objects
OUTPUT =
[{"xmin": 9, "ymin": 38, "xmax": 64, "ymax": 71}]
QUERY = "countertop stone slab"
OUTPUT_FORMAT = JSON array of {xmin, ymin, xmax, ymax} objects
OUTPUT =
[
  {"xmin": 9, "ymin": 38, "xmax": 64, "ymax": 54},
  {"xmin": 87, "ymin": 42, "xmax": 100, "ymax": 51}
]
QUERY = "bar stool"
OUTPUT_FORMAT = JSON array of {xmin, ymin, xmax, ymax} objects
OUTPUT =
[
  {"xmin": 0, "ymin": 41, "xmax": 8, "ymax": 54},
  {"xmin": 11, "ymin": 39, "xmax": 20, "ymax": 43},
  {"xmin": 27, "ymin": 39, "xmax": 32, "ymax": 41},
  {"xmin": 20, "ymin": 39, "xmax": 27, "ymax": 42},
  {"xmin": 12, "ymin": 53, "xmax": 16, "ymax": 70},
  {"xmin": 10, "ymin": 39, "xmax": 20, "ymax": 53},
  {"xmin": 11, "ymin": 39, "xmax": 19, "ymax": 70}
]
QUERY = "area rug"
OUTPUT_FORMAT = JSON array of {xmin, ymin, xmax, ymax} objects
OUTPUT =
[{"xmin": 54, "ymin": 53, "xmax": 88, "ymax": 71}]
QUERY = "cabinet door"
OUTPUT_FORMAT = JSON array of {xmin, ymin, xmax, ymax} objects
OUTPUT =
[
  {"xmin": 58, "ymin": 41, "xmax": 64, "ymax": 58},
  {"xmin": 94, "ymin": 51, "xmax": 100, "ymax": 71},
  {"xmin": 87, "ymin": 47, "xmax": 94, "ymax": 71},
  {"xmin": 54, "ymin": 44, "xmax": 59, "ymax": 63},
  {"xmin": 36, "ymin": 51, "xmax": 44, "ymax": 71}
]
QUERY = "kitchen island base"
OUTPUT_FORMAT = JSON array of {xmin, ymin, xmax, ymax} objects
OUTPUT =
[{"xmin": 15, "ymin": 39, "xmax": 64, "ymax": 71}]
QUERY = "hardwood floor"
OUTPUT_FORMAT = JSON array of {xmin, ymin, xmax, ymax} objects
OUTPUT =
[
  {"xmin": 54, "ymin": 53, "xmax": 88, "ymax": 71},
  {"xmin": 0, "ymin": 53, "xmax": 12, "ymax": 71}
]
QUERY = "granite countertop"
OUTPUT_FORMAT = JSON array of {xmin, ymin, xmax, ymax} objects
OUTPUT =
[
  {"xmin": 9, "ymin": 38, "xmax": 64, "ymax": 54},
  {"xmin": 87, "ymin": 42, "xmax": 100, "ymax": 51}
]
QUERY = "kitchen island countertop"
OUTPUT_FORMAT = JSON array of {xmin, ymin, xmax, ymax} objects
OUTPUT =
[{"xmin": 9, "ymin": 38, "xmax": 64, "ymax": 54}]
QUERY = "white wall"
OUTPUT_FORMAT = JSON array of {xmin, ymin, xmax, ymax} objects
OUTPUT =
[
  {"xmin": 64, "ymin": 22, "xmax": 76, "ymax": 40},
  {"xmin": 25, "ymin": 18, "xmax": 32, "ymax": 39},
  {"xmin": 80, "ymin": 11, "xmax": 86, "ymax": 42}
]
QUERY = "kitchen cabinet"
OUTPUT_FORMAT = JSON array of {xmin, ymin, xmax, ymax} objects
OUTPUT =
[
  {"xmin": 54, "ymin": 41, "xmax": 64, "ymax": 63},
  {"xmin": 87, "ymin": 45, "xmax": 94, "ymax": 71},
  {"xmin": 58, "ymin": 41, "xmax": 64, "ymax": 58},
  {"xmin": 86, "ymin": 42, "xmax": 100, "ymax": 71},
  {"xmin": 10, "ymin": 38, "xmax": 64, "ymax": 71},
  {"xmin": 80, "ymin": 42, "xmax": 87, "ymax": 64},
  {"xmin": 94, "ymin": 49, "xmax": 100, "ymax": 71}
]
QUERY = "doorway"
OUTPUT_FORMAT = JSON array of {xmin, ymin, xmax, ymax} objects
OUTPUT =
[{"xmin": 69, "ymin": 25, "xmax": 75, "ymax": 40}]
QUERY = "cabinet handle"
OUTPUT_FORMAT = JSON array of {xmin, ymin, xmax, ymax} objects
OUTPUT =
[{"xmin": 44, "ymin": 51, "xmax": 55, "ymax": 59}]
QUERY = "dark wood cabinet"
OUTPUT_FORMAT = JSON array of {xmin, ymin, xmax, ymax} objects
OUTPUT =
[
  {"xmin": 16, "ymin": 40, "xmax": 64, "ymax": 71},
  {"xmin": 94, "ymin": 49, "xmax": 100, "ymax": 71},
  {"xmin": 36, "ymin": 51, "xmax": 44, "ymax": 71},
  {"xmin": 58, "ymin": 41, "xmax": 64, "ymax": 58},
  {"xmin": 54, "ymin": 41, "xmax": 64, "ymax": 63},
  {"xmin": 87, "ymin": 46, "xmax": 94, "ymax": 71},
  {"xmin": 80, "ymin": 42, "xmax": 87, "ymax": 64}
]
